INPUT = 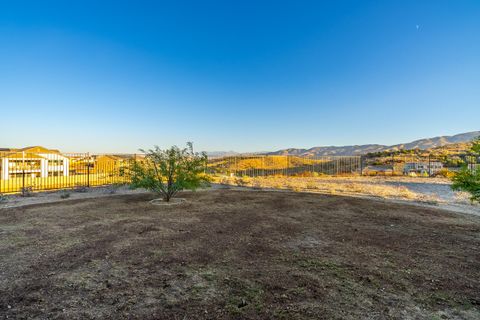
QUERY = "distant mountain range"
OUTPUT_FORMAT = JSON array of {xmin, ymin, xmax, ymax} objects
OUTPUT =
[
  {"xmin": 205, "ymin": 151, "xmax": 240, "ymax": 158},
  {"xmin": 206, "ymin": 150, "xmax": 268, "ymax": 158},
  {"xmin": 266, "ymin": 131, "xmax": 480, "ymax": 157},
  {"xmin": 205, "ymin": 131, "xmax": 480, "ymax": 157}
]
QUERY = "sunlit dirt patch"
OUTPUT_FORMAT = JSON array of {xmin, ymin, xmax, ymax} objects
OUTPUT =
[{"xmin": 1, "ymin": 190, "xmax": 480, "ymax": 319}]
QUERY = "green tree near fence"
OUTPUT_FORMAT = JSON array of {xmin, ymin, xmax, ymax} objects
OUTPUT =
[
  {"xmin": 451, "ymin": 137, "xmax": 480, "ymax": 202},
  {"xmin": 128, "ymin": 142, "xmax": 210, "ymax": 202}
]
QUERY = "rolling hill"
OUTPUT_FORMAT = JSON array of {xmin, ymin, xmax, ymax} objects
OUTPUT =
[{"xmin": 267, "ymin": 131, "xmax": 480, "ymax": 157}]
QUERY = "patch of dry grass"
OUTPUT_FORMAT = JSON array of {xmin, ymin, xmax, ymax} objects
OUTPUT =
[
  {"xmin": 215, "ymin": 175, "xmax": 440, "ymax": 203},
  {"xmin": 208, "ymin": 156, "xmax": 324, "ymax": 171}
]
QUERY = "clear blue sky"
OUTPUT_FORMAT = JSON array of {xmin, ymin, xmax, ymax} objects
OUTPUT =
[{"xmin": 1, "ymin": 0, "xmax": 479, "ymax": 153}]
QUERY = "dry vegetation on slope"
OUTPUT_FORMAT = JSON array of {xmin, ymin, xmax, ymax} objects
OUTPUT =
[
  {"xmin": 208, "ymin": 156, "xmax": 323, "ymax": 170},
  {"xmin": 214, "ymin": 176, "xmax": 464, "ymax": 205}
]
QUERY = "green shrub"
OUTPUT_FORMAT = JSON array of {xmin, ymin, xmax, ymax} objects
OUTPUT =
[
  {"xmin": 105, "ymin": 183, "xmax": 124, "ymax": 194},
  {"xmin": 60, "ymin": 190, "xmax": 71, "ymax": 199},
  {"xmin": 452, "ymin": 167, "xmax": 480, "ymax": 202},
  {"xmin": 74, "ymin": 183, "xmax": 88, "ymax": 193},
  {"xmin": 128, "ymin": 142, "xmax": 210, "ymax": 202},
  {"xmin": 451, "ymin": 137, "xmax": 480, "ymax": 203},
  {"xmin": 21, "ymin": 186, "xmax": 34, "ymax": 197}
]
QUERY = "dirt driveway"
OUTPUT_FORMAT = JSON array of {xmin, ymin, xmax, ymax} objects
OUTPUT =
[{"xmin": 1, "ymin": 189, "xmax": 479, "ymax": 319}]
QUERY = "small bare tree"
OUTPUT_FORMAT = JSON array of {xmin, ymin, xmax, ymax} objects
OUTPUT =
[{"xmin": 129, "ymin": 142, "xmax": 210, "ymax": 202}]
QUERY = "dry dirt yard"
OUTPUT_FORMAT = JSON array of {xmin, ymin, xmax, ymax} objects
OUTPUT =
[
  {"xmin": 1, "ymin": 189, "xmax": 480, "ymax": 319},
  {"xmin": 216, "ymin": 176, "xmax": 479, "ymax": 216}
]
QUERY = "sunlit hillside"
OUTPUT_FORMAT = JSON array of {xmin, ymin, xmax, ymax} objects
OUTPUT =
[{"xmin": 208, "ymin": 155, "xmax": 325, "ymax": 171}]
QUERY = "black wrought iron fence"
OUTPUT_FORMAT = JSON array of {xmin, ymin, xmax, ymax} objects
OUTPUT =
[
  {"xmin": 1, "ymin": 151, "xmax": 478, "ymax": 195},
  {"xmin": 207, "ymin": 155, "xmax": 362, "ymax": 177},
  {"xmin": 207, "ymin": 154, "xmax": 479, "ymax": 178},
  {"xmin": 0, "ymin": 151, "xmax": 137, "ymax": 194}
]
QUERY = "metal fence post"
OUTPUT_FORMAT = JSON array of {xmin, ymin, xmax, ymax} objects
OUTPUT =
[
  {"xmin": 287, "ymin": 156, "xmax": 290, "ymax": 176},
  {"xmin": 391, "ymin": 154, "xmax": 395, "ymax": 176},
  {"xmin": 360, "ymin": 155, "xmax": 363, "ymax": 176},
  {"xmin": 87, "ymin": 153, "xmax": 90, "ymax": 188},
  {"xmin": 22, "ymin": 170, "xmax": 25, "ymax": 192},
  {"xmin": 262, "ymin": 156, "xmax": 265, "ymax": 177},
  {"xmin": 22, "ymin": 151, "xmax": 25, "ymax": 192},
  {"xmin": 132, "ymin": 153, "xmax": 136, "ymax": 183},
  {"xmin": 428, "ymin": 154, "xmax": 432, "ymax": 177}
]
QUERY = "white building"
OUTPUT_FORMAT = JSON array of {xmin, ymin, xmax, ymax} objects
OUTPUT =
[
  {"xmin": 468, "ymin": 163, "xmax": 480, "ymax": 172},
  {"xmin": 0, "ymin": 146, "xmax": 69, "ymax": 180},
  {"xmin": 403, "ymin": 161, "xmax": 443, "ymax": 175}
]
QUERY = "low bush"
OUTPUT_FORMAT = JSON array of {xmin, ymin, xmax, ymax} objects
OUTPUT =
[
  {"xmin": 60, "ymin": 190, "xmax": 71, "ymax": 199},
  {"xmin": 306, "ymin": 182, "xmax": 318, "ymax": 189},
  {"xmin": 236, "ymin": 176, "xmax": 252, "ymax": 187},
  {"xmin": 451, "ymin": 137, "xmax": 480, "ymax": 203},
  {"xmin": 434, "ymin": 169, "xmax": 455, "ymax": 179},
  {"xmin": 128, "ymin": 142, "xmax": 210, "ymax": 202},
  {"xmin": 452, "ymin": 168, "xmax": 480, "ymax": 203},
  {"xmin": 74, "ymin": 184, "xmax": 89, "ymax": 193},
  {"xmin": 21, "ymin": 186, "xmax": 34, "ymax": 197},
  {"xmin": 105, "ymin": 183, "xmax": 124, "ymax": 194},
  {"xmin": 251, "ymin": 180, "xmax": 262, "ymax": 189}
]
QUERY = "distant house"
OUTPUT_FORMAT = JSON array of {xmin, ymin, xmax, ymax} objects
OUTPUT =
[
  {"xmin": 468, "ymin": 163, "xmax": 480, "ymax": 172},
  {"xmin": 0, "ymin": 146, "xmax": 69, "ymax": 180},
  {"xmin": 403, "ymin": 162, "xmax": 443, "ymax": 175},
  {"xmin": 94, "ymin": 154, "xmax": 132, "ymax": 173}
]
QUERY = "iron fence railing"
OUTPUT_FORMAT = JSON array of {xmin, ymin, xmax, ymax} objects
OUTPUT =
[
  {"xmin": 207, "ymin": 155, "xmax": 362, "ymax": 177},
  {"xmin": 207, "ymin": 154, "xmax": 479, "ymax": 178},
  {"xmin": 0, "ymin": 151, "xmax": 138, "ymax": 194},
  {"xmin": 0, "ymin": 151, "xmax": 478, "ymax": 194}
]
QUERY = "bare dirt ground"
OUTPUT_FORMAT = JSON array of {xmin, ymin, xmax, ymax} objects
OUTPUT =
[
  {"xmin": 1, "ymin": 189, "xmax": 480, "ymax": 319},
  {"xmin": 2, "ymin": 176, "xmax": 478, "ymax": 217},
  {"xmin": 0, "ymin": 185, "xmax": 146, "ymax": 210},
  {"xmin": 216, "ymin": 176, "xmax": 479, "ymax": 216}
]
